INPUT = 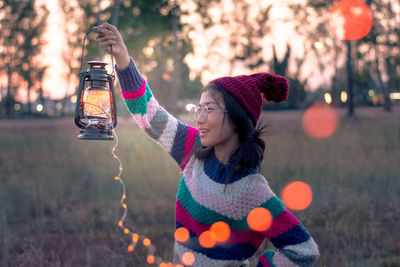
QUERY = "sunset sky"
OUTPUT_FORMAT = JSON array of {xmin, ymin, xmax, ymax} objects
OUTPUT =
[{"xmin": 40, "ymin": 0, "xmax": 70, "ymax": 100}]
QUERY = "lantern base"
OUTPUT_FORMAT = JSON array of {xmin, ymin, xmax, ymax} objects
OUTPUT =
[{"xmin": 78, "ymin": 128, "xmax": 114, "ymax": 141}]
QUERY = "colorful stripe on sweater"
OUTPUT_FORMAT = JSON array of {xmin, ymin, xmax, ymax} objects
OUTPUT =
[{"xmin": 115, "ymin": 58, "xmax": 319, "ymax": 266}]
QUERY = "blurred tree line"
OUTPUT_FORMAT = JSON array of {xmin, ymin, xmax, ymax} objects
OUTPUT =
[
  {"xmin": 289, "ymin": 0, "xmax": 400, "ymax": 111},
  {"xmin": 0, "ymin": 0, "xmax": 399, "ymax": 119},
  {"xmin": 0, "ymin": 0, "xmax": 48, "ymax": 119},
  {"xmin": 59, "ymin": 0, "xmax": 204, "ymax": 117},
  {"xmin": 184, "ymin": 0, "xmax": 308, "ymax": 110}
]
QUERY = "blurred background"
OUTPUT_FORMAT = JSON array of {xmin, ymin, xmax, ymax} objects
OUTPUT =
[{"xmin": 0, "ymin": 0, "xmax": 399, "ymax": 266}]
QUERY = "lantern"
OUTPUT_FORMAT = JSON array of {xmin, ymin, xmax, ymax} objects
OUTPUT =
[{"xmin": 74, "ymin": 61, "xmax": 117, "ymax": 140}]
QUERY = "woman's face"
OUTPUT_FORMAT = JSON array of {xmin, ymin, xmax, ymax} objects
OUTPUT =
[{"xmin": 196, "ymin": 90, "xmax": 237, "ymax": 149}]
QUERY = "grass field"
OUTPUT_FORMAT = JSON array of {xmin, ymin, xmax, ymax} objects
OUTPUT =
[{"xmin": 0, "ymin": 106, "xmax": 399, "ymax": 266}]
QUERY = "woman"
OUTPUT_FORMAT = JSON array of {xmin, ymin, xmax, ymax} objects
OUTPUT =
[{"xmin": 95, "ymin": 22, "xmax": 319, "ymax": 266}]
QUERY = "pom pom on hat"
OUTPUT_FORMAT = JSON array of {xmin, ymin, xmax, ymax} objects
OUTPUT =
[
  {"xmin": 209, "ymin": 73, "xmax": 289, "ymax": 125},
  {"xmin": 249, "ymin": 73, "xmax": 289, "ymax": 103}
]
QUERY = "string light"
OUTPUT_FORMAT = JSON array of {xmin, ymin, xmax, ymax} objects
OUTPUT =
[
  {"xmin": 77, "ymin": 30, "xmax": 193, "ymax": 265},
  {"xmin": 147, "ymin": 255, "xmax": 155, "ymax": 264},
  {"xmin": 111, "ymin": 127, "xmax": 276, "ymax": 266},
  {"xmin": 132, "ymin": 233, "xmax": 139, "ymax": 243},
  {"xmin": 111, "ymin": 128, "xmax": 193, "ymax": 265}
]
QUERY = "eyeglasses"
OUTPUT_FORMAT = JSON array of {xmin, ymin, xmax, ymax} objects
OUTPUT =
[{"xmin": 191, "ymin": 104, "xmax": 227, "ymax": 122}]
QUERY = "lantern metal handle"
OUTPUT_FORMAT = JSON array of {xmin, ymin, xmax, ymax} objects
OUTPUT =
[{"xmin": 78, "ymin": 27, "xmax": 115, "ymax": 79}]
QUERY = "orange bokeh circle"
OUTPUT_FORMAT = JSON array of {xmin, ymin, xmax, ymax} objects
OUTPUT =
[
  {"xmin": 132, "ymin": 233, "xmax": 139, "ymax": 243},
  {"xmin": 330, "ymin": 0, "xmax": 373, "ymax": 40},
  {"xmin": 247, "ymin": 207, "xmax": 272, "ymax": 232},
  {"xmin": 282, "ymin": 181, "xmax": 313, "ymax": 211},
  {"xmin": 181, "ymin": 252, "xmax": 196, "ymax": 266},
  {"xmin": 143, "ymin": 238, "xmax": 151, "ymax": 247},
  {"xmin": 199, "ymin": 231, "xmax": 216, "ymax": 248},
  {"xmin": 174, "ymin": 227, "xmax": 190, "ymax": 243},
  {"xmin": 147, "ymin": 255, "xmax": 155, "ymax": 264},
  {"xmin": 302, "ymin": 103, "xmax": 338, "ymax": 139},
  {"xmin": 210, "ymin": 221, "xmax": 231, "ymax": 242}
]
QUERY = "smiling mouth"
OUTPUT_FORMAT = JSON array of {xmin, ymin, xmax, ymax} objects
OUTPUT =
[{"xmin": 199, "ymin": 130, "xmax": 209, "ymax": 137}]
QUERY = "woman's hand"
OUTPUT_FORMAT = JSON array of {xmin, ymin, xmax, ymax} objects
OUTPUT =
[{"xmin": 94, "ymin": 22, "xmax": 130, "ymax": 69}]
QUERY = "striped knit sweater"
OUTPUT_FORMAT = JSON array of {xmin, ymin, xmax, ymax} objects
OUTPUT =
[{"xmin": 116, "ymin": 58, "xmax": 319, "ymax": 267}]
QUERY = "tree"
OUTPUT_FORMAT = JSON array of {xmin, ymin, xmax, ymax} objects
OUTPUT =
[
  {"xmin": 181, "ymin": 0, "xmax": 311, "ymax": 110},
  {"xmin": 270, "ymin": 44, "xmax": 306, "ymax": 109},
  {"xmin": 360, "ymin": 0, "xmax": 400, "ymax": 111},
  {"xmin": 185, "ymin": 0, "xmax": 274, "ymax": 75},
  {"xmin": 19, "ymin": 5, "xmax": 48, "ymax": 115},
  {"xmin": 289, "ymin": 0, "xmax": 400, "ymax": 112},
  {"xmin": 0, "ymin": 0, "xmax": 48, "ymax": 118},
  {"xmin": 60, "ymin": 0, "xmax": 202, "ymax": 115},
  {"xmin": 58, "ymin": 0, "xmax": 89, "ymax": 116}
]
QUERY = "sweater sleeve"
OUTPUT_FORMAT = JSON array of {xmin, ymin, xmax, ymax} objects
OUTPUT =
[
  {"xmin": 254, "ymin": 192, "xmax": 319, "ymax": 266},
  {"xmin": 115, "ymin": 58, "xmax": 200, "ymax": 170}
]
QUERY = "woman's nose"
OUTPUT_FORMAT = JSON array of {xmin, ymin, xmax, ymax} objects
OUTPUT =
[{"xmin": 196, "ymin": 114, "xmax": 205, "ymax": 126}]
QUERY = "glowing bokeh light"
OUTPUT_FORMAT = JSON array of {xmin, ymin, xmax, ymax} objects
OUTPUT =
[
  {"xmin": 70, "ymin": 95, "xmax": 77, "ymax": 103},
  {"xmin": 302, "ymin": 103, "xmax": 338, "ymax": 139},
  {"xmin": 174, "ymin": 227, "xmax": 190, "ymax": 243},
  {"xmin": 247, "ymin": 207, "xmax": 272, "ymax": 232},
  {"xmin": 175, "ymin": 264, "xmax": 184, "ymax": 267},
  {"xmin": 341, "ymin": 91, "xmax": 348, "ymax": 103},
  {"xmin": 147, "ymin": 255, "xmax": 155, "ymax": 264},
  {"xmin": 314, "ymin": 41, "xmax": 324, "ymax": 50},
  {"xmin": 36, "ymin": 104, "xmax": 44, "ymax": 112},
  {"xmin": 389, "ymin": 93, "xmax": 400, "ymax": 100},
  {"xmin": 128, "ymin": 245, "xmax": 134, "ymax": 252},
  {"xmin": 185, "ymin": 103, "xmax": 196, "ymax": 112},
  {"xmin": 210, "ymin": 221, "xmax": 230, "ymax": 242},
  {"xmin": 330, "ymin": 0, "xmax": 373, "ymax": 40},
  {"xmin": 159, "ymin": 263, "xmax": 168, "ymax": 267},
  {"xmin": 143, "ymin": 238, "xmax": 151, "ymax": 247},
  {"xmin": 83, "ymin": 89, "xmax": 110, "ymax": 118},
  {"xmin": 368, "ymin": 90, "xmax": 375, "ymax": 97},
  {"xmin": 123, "ymin": 228, "xmax": 129, "ymax": 234},
  {"xmin": 199, "ymin": 231, "xmax": 216, "ymax": 248},
  {"xmin": 14, "ymin": 104, "xmax": 21, "ymax": 111},
  {"xmin": 324, "ymin": 92, "xmax": 332, "ymax": 104},
  {"xmin": 282, "ymin": 181, "xmax": 313, "ymax": 211},
  {"xmin": 181, "ymin": 252, "xmax": 196, "ymax": 266},
  {"xmin": 132, "ymin": 233, "xmax": 139, "ymax": 243}
]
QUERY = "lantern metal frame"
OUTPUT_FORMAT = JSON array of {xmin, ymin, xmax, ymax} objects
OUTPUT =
[{"xmin": 74, "ymin": 28, "xmax": 117, "ymax": 140}]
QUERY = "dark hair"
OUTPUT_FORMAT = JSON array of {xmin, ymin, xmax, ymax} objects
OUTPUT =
[{"xmin": 194, "ymin": 83, "xmax": 268, "ymax": 185}]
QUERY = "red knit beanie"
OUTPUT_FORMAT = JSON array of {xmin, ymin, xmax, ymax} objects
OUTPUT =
[{"xmin": 209, "ymin": 73, "xmax": 289, "ymax": 125}]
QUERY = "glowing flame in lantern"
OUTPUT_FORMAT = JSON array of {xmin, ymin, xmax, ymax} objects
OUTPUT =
[{"xmin": 83, "ymin": 89, "xmax": 111, "ymax": 118}]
